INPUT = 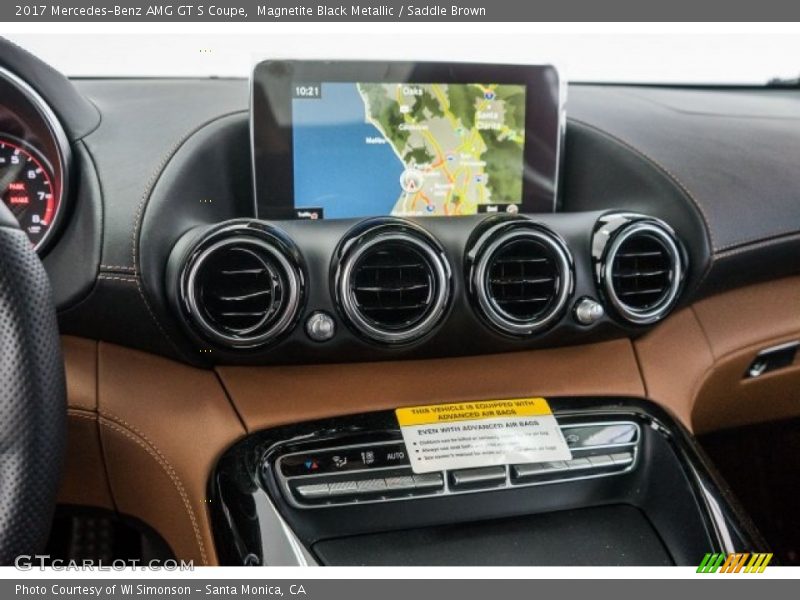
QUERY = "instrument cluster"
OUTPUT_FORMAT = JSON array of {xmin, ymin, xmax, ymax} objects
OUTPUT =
[{"xmin": 0, "ymin": 66, "xmax": 70, "ymax": 253}]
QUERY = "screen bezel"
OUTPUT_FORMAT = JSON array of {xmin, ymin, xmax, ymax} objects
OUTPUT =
[{"xmin": 251, "ymin": 60, "xmax": 563, "ymax": 220}]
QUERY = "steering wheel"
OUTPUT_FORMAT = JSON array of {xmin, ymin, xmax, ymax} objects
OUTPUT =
[{"xmin": 0, "ymin": 202, "xmax": 65, "ymax": 565}]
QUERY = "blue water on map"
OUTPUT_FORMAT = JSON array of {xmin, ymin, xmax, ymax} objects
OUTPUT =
[{"xmin": 292, "ymin": 82, "xmax": 404, "ymax": 218}]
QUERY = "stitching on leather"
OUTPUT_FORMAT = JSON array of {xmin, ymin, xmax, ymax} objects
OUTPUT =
[
  {"xmin": 129, "ymin": 110, "xmax": 247, "ymax": 358},
  {"xmin": 97, "ymin": 414, "xmax": 209, "ymax": 565},
  {"xmin": 568, "ymin": 118, "xmax": 717, "ymax": 253},
  {"xmin": 97, "ymin": 274, "xmax": 138, "ymax": 283},
  {"xmin": 715, "ymin": 231, "xmax": 800, "ymax": 258},
  {"xmin": 67, "ymin": 398, "xmax": 95, "ymax": 411},
  {"xmin": 99, "ymin": 410, "xmax": 175, "ymax": 476},
  {"xmin": 690, "ymin": 250, "xmax": 717, "ymax": 296},
  {"xmin": 66, "ymin": 410, "xmax": 120, "ymax": 514},
  {"xmin": 717, "ymin": 230, "xmax": 800, "ymax": 252},
  {"xmin": 67, "ymin": 409, "xmax": 97, "ymax": 421},
  {"xmin": 131, "ymin": 109, "xmax": 247, "ymax": 265},
  {"xmin": 100, "ymin": 265, "xmax": 136, "ymax": 272},
  {"xmin": 67, "ymin": 406, "xmax": 209, "ymax": 563}
]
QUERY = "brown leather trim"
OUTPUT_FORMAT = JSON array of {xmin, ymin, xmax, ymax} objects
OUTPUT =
[
  {"xmin": 690, "ymin": 273, "xmax": 800, "ymax": 432},
  {"xmin": 59, "ymin": 410, "xmax": 114, "ymax": 510},
  {"xmin": 216, "ymin": 338, "xmax": 645, "ymax": 433},
  {"xmin": 59, "ymin": 338, "xmax": 113, "ymax": 509},
  {"xmin": 692, "ymin": 275, "xmax": 800, "ymax": 360},
  {"xmin": 636, "ymin": 275, "xmax": 800, "ymax": 433},
  {"xmin": 692, "ymin": 341, "xmax": 800, "ymax": 433},
  {"xmin": 633, "ymin": 308, "xmax": 714, "ymax": 429},
  {"xmin": 58, "ymin": 340, "xmax": 246, "ymax": 565},
  {"xmin": 63, "ymin": 335, "xmax": 97, "ymax": 411},
  {"xmin": 95, "ymin": 341, "xmax": 247, "ymax": 565}
]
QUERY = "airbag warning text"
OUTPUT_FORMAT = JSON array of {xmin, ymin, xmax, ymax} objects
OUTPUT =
[{"xmin": 396, "ymin": 398, "xmax": 572, "ymax": 473}]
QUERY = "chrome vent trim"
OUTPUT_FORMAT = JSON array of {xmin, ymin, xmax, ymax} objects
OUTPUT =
[
  {"xmin": 469, "ymin": 220, "xmax": 573, "ymax": 336},
  {"xmin": 597, "ymin": 217, "xmax": 685, "ymax": 325},
  {"xmin": 335, "ymin": 221, "xmax": 451, "ymax": 345},
  {"xmin": 181, "ymin": 225, "xmax": 304, "ymax": 348}
]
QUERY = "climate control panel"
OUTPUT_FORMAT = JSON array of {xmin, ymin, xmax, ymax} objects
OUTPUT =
[{"xmin": 270, "ymin": 421, "xmax": 640, "ymax": 509}]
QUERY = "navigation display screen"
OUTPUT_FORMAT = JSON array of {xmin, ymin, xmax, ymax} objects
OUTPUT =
[
  {"xmin": 252, "ymin": 61, "xmax": 562, "ymax": 220},
  {"xmin": 292, "ymin": 82, "xmax": 526, "ymax": 219}
]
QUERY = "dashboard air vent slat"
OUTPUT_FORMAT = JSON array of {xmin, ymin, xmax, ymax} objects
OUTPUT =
[
  {"xmin": 599, "ymin": 218, "xmax": 685, "ymax": 325},
  {"xmin": 610, "ymin": 232, "xmax": 673, "ymax": 311},
  {"xmin": 351, "ymin": 244, "xmax": 434, "ymax": 330},
  {"xmin": 488, "ymin": 239, "xmax": 560, "ymax": 321},
  {"xmin": 469, "ymin": 221, "xmax": 573, "ymax": 336},
  {"xmin": 197, "ymin": 246, "xmax": 281, "ymax": 334},
  {"xmin": 181, "ymin": 227, "xmax": 304, "ymax": 348},
  {"xmin": 336, "ymin": 221, "xmax": 451, "ymax": 345}
]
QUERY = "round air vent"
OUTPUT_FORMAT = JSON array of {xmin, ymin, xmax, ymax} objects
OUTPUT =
[
  {"xmin": 600, "ymin": 219, "xmax": 684, "ymax": 325},
  {"xmin": 334, "ymin": 220, "xmax": 451, "ymax": 345},
  {"xmin": 468, "ymin": 220, "xmax": 574, "ymax": 336},
  {"xmin": 180, "ymin": 225, "xmax": 304, "ymax": 348}
]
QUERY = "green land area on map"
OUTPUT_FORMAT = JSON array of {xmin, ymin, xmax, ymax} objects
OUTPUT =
[{"xmin": 357, "ymin": 82, "xmax": 526, "ymax": 216}]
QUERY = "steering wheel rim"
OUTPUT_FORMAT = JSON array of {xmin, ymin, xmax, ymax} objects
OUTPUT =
[{"xmin": 0, "ymin": 202, "xmax": 65, "ymax": 565}]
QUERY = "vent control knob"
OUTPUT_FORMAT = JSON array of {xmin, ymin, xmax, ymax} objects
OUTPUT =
[
  {"xmin": 306, "ymin": 311, "xmax": 336, "ymax": 342},
  {"xmin": 574, "ymin": 297, "xmax": 605, "ymax": 325}
]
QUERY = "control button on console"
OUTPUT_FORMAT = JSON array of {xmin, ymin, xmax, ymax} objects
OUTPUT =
[
  {"xmin": 412, "ymin": 473, "xmax": 444, "ymax": 490},
  {"xmin": 352, "ymin": 443, "xmax": 410, "ymax": 469},
  {"xmin": 586, "ymin": 454, "xmax": 616, "ymax": 468},
  {"xmin": 561, "ymin": 423, "xmax": 638, "ymax": 449},
  {"xmin": 564, "ymin": 457, "xmax": 593, "ymax": 470},
  {"xmin": 450, "ymin": 466, "xmax": 506, "ymax": 489},
  {"xmin": 610, "ymin": 451, "xmax": 634, "ymax": 466},
  {"xmin": 328, "ymin": 480, "xmax": 359, "ymax": 496},
  {"xmin": 295, "ymin": 483, "xmax": 330, "ymax": 499},
  {"xmin": 384, "ymin": 476, "xmax": 416, "ymax": 491},
  {"xmin": 356, "ymin": 478, "xmax": 387, "ymax": 493},
  {"xmin": 280, "ymin": 454, "xmax": 324, "ymax": 477},
  {"xmin": 511, "ymin": 461, "xmax": 568, "ymax": 481},
  {"xmin": 280, "ymin": 442, "xmax": 411, "ymax": 477},
  {"xmin": 380, "ymin": 444, "xmax": 409, "ymax": 467}
]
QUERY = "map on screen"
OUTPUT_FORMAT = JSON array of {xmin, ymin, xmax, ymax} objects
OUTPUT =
[{"xmin": 291, "ymin": 82, "xmax": 526, "ymax": 219}]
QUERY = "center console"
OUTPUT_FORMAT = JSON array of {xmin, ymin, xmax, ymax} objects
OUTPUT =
[{"xmin": 209, "ymin": 397, "xmax": 765, "ymax": 566}]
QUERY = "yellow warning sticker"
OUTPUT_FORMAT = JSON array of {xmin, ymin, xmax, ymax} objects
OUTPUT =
[
  {"xmin": 396, "ymin": 397, "xmax": 553, "ymax": 427},
  {"xmin": 396, "ymin": 397, "xmax": 572, "ymax": 474}
]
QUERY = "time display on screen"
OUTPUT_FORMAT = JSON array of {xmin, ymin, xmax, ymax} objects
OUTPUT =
[{"xmin": 292, "ymin": 83, "xmax": 322, "ymax": 99}]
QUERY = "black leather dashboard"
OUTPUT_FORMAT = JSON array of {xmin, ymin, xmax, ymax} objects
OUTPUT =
[{"xmin": 568, "ymin": 85, "xmax": 800, "ymax": 294}]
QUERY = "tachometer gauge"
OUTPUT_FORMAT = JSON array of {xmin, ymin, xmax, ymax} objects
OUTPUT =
[{"xmin": 0, "ymin": 137, "xmax": 59, "ymax": 250}]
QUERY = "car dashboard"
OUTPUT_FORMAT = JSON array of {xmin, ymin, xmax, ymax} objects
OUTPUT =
[{"xmin": 2, "ymin": 37, "xmax": 800, "ymax": 566}]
